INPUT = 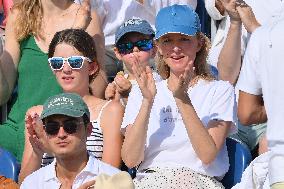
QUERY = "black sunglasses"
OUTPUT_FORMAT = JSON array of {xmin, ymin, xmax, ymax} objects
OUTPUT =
[
  {"xmin": 44, "ymin": 120, "xmax": 84, "ymax": 136},
  {"xmin": 116, "ymin": 39, "xmax": 153, "ymax": 54}
]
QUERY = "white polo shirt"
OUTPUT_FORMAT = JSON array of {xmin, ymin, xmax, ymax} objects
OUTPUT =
[
  {"xmin": 237, "ymin": 16, "xmax": 284, "ymax": 185},
  {"xmin": 20, "ymin": 153, "xmax": 120, "ymax": 189}
]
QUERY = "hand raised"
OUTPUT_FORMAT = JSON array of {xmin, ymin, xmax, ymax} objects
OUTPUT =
[
  {"xmin": 220, "ymin": 0, "xmax": 241, "ymax": 23},
  {"xmin": 73, "ymin": 0, "xmax": 92, "ymax": 30},
  {"xmin": 235, "ymin": 0, "xmax": 260, "ymax": 33},
  {"xmin": 169, "ymin": 61, "xmax": 195, "ymax": 100},
  {"xmin": 132, "ymin": 62, "xmax": 156, "ymax": 102},
  {"xmin": 25, "ymin": 113, "xmax": 49, "ymax": 156}
]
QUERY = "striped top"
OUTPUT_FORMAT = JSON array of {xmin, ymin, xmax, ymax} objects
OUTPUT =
[{"xmin": 41, "ymin": 101, "xmax": 111, "ymax": 166}]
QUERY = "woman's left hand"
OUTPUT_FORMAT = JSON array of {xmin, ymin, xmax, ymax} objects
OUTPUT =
[
  {"xmin": 170, "ymin": 61, "xmax": 195, "ymax": 100},
  {"xmin": 73, "ymin": 0, "xmax": 92, "ymax": 30}
]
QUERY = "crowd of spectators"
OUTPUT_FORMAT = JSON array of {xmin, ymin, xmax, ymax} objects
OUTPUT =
[{"xmin": 0, "ymin": 0, "xmax": 283, "ymax": 188}]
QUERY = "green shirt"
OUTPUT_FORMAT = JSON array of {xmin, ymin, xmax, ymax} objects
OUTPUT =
[{"xmin": 0, "ymin": 36, "xmax": 62, "ymax": 161}]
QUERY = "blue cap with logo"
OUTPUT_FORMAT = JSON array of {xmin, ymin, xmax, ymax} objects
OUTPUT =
[
  {"xmin": 115, "ymin": 18, "xmax": 155, "ymax": 44},
  {"xmin": 155, "ymin": 4, "xmax": 201, "ymax": 40}
]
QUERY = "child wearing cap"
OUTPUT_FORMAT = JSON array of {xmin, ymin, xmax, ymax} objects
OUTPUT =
[
  {"xmin": 104, "ymin": 18, "xmax": 161, "ymax": 104},
  {"xmin": 121, "ymin": 4, "xmax": 236, "ymax": 188}
]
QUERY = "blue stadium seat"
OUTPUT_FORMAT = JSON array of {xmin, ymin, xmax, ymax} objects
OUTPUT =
[
  {"xmin": 0, "ymin": 147, "xmax": 20, "ymax": 182},
  {"xmin": 221, "ymin": 137, "xmax": 252, "ymax": 189}
]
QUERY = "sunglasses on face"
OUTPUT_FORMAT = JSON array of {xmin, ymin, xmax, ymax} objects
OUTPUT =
[
  {"xmin": 116, "ymin": 39, "xmax": 153, "ymax": 54},
  {"xmin": 43, "ymin": 120, "xmax": 84, "ymax": 136},
  {"xmin": 48, "ymin": 56, "xmax": 92, "ymax": 71}
]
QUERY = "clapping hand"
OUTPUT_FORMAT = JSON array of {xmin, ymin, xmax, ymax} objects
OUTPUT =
[
  {"xmin": 220, "ymin": 0, "xmax": 241, "ymax": 24},
  {"xmin": 235, "ymin": 0, "xmax": 260, "ymax": 33},
  {"xmin": 169, "ymin": 61, "xmax": 195, "ymax": 101},
  {"xmin": 25, "ymin": 106, "xmax": 50, "ymax": 156},
  {"xmin": 132, "ymin": 61, "xmax": 156, "ymax": 102},
  {"xmin": 73, "ymin": 0, "xmax": 92, "ymax": 30}
]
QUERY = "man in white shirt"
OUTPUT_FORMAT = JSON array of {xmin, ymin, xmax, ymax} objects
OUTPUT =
[
  {"xmin": 205, "ymin": 0, "xmax": 284, "ymax": 156},
  {"xmin": 237, "ymin": 16, "xmax": 284, "ymax": 189},
  {"xmin": 20, "ymin": 93, "xmax": 120, "ymax": 189}
]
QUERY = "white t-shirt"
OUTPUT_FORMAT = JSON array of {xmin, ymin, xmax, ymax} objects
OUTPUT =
[
  {"xmin": 206, "ymin": 0, "xmax": 283, "ymax": 69},
  {"xmin": 237, "ymin": 16, "xmax": 284, "ymax": 185},
  {"xmin": 122, "ymin": 79, "xmax": 237, "ymax": 177},
  {"xmin": 74, "ymin": 0, "xmax": 155, "ymax": 46},
  {"xmin": 20, "ymin": 153, "xmax": 120, "ymax": 189}
]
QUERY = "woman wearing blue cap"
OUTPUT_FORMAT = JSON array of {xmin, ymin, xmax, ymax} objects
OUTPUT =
[{"xmin": 121, "ymin": 4, "xmax": 236, "ymax": 188}]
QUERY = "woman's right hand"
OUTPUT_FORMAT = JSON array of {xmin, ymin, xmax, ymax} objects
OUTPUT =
[
  {"xmin": 132, "ymin": 62, "xmax": 156, "ymax": 102},
  {"xmin": 73, "ymin": 0, "xmax": 92, "ymax": 30}
]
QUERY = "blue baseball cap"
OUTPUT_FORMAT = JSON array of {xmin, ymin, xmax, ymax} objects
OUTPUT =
[
  {"xmin": 115, "ymin": 18, "xmax": 155, "ymax": 44},
  {"xmin": 155, "ymin": 4, "xmax": 201, "ymax": 40}
]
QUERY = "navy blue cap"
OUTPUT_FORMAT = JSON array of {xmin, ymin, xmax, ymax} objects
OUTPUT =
[
  {"xmin": 155, "ymin": 4, "xmax": 201, "ymax": 40},
  {"xmin": 115, "ymin": 18, "xmax": 155, "ymax": 44}
]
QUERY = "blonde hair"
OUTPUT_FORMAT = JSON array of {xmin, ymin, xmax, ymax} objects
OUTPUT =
[
  {"xmin": 156, "ymin": 32, "xmax": 214, "ymax": 81},
  {"xmin": 12, "ymin": 0, "xmax": 43, "ymax": 41}
]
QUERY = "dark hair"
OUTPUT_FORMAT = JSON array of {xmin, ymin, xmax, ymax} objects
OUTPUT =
[
  {"xmin": 48, "ymin": 29, "xmax": 96, "ymax": 59},
  {"xmin": 82, "ymin": 114, "xmax": 90, "ymax": 126},
  {"xmin": 48, "ymin": 29, "xmax": 100, "ymax": 93}
]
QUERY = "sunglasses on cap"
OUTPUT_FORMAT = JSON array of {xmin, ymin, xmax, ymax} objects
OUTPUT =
[
  {"xmin": 43, "ymin": 120, "xmax": 85, "ymax": 136},
  {"xmin": 116, "ymin": 39, "xmax": 153, "ymax": 55},
  {"xmin": 48, "ymin": 56, "xmax": 92, "ymax": 71}
]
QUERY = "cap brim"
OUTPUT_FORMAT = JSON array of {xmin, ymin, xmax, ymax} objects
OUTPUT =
[
  {"xmin": 154, "ymin": 25, "xmax": 199, "ymax": 40},
  {"xmin": 115, "ymin": 28, "xmax": 154, "ymax": 44}
]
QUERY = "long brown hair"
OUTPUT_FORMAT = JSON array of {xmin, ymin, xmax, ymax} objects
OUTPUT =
[{"xmin": 156, "ymin": 32, "xmax": 214, "ymax": 81}]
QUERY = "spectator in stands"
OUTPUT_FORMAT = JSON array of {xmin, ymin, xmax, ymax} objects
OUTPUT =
[
  {"xmin": 204, "ymin": 0, "xmax": 283, "ymax": 156},
  {"xmin": 0, "ymin": 0, "xmax": 105, "ymax": 162},
  {"xmin": 18, "ymin": 29, "xmax": 124, "ymax": 183},
  {"xmin": 74, "ymin": 0, "xmax": 155, "ymax": 81},
  {"xmin": 121, "ymin": 5, "xmax": 236, "ymax": 188},
  {"xmin": 104, "ymin": 18, "xmax": 161, "ymax": 105},
  {"xmin": 20, "ymin": 93, "xmax": 120, "ymax": 188},
  {"xmin": 237, "ymin": 14, "xmax": 284, "ymax": 189}
]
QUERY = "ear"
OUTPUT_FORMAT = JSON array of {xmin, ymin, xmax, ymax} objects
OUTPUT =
[
  {"xmin": 196, "ymin": 36, "xmax": 203, "ymax": 53},
  {"xmin": 86, "ymin": 123, "xmax": 92, "ymax": 137},
  {"xmin": 88, "ymin": 61, "xmax": 99, "ymax": 76},
  {"xmin": 113, "ymin": 47, "xmax": 123, "ymax": 60}
]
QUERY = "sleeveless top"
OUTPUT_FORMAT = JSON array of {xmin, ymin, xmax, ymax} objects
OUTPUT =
[
  {"xmin": 1, "ymin": 36, "xmax": 62, "ymax": 161},
  {"xmin": 41, "ymin": 101, "xmax": 111, "ymax": 166}
]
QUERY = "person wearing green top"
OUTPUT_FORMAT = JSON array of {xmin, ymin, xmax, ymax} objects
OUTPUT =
[{"xmin": 0, "ymin": 0, "xmax": 105, "ymax": 162}]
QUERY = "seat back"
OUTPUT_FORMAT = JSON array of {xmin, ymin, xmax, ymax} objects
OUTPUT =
[
  {"xmin": 221, "ymin": 137, "xmax": 252, "ymax": 189},
  {"xmin": 0, "ymin": 147, "xmax": 20, "ymax": 182}
]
